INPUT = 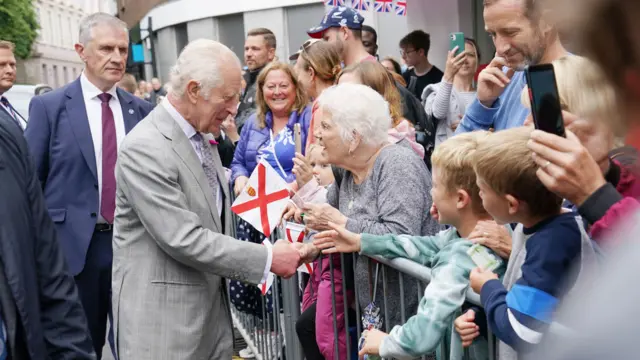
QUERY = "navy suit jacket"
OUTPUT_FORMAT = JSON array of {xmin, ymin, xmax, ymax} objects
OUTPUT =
[
  {"xmin": 24, "ymin": 78, "xmax": 154, "ymax": 276},
  {"xmin": 0, "ymin": 110, "xmax": 95, "ymax": 359}
]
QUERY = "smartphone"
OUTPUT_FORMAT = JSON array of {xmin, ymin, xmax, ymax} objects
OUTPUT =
[
  {"xmin": 449, "ymin": 32, "xmax": 465, "ymax": 56},
  {"xmin": 294, "ymin": 123, "xmax": 302, "ymax": 154},
  {"xmin": 525, "ymin": 64, "xmax": 565, "ymax": 137}
]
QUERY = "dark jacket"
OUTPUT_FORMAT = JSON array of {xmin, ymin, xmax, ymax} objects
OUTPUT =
[
  {"xmin": 396, "ymin": 83, "xmax": 435, "ymax": 168},
  {"xmin": 231, "ymin": 106, "xmax": 312, "ymax": 185},
  {"xmin": 236, "ymin": 65, "xmax": 266, "ymax": 131},
  {"xmin": 216, "ymin": 134, "xmax": 236, "ymax": 169},
  {"xmin": 149, "ymin": 87, "xmax": 167, "ymax": 106},
  {"xmin": 0, "ymin": 111, "xmax": 95, "ymax": 359}
]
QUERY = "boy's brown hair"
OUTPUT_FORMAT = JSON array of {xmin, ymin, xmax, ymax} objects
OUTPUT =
[
  {"xmin": 432, "ymin": 131, "xmax": 491, "ymax": 216},
  {"xmin": 473, "ymin": 127, "xmax": 563, "ymax": 218}
]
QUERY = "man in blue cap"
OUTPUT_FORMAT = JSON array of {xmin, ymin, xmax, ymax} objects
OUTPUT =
[{"xmin": 307, "ymin": 6, "xmax": 375, "ymax": 66}]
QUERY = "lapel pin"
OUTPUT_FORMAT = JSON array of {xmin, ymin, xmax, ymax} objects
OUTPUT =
[{"xmin": 128, "ymin": 109, "xmax": 134, "ymax": 115}]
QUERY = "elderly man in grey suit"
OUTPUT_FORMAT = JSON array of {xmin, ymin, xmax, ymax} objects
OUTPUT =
[{"xmin": 112, "ymin": 39, "xmax": 301, "ymax": 359}]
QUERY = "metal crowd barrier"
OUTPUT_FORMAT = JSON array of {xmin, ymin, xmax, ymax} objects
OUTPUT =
[{"xmin": 226, "ymin": 185, "xmax": 491, "ymax": 360}]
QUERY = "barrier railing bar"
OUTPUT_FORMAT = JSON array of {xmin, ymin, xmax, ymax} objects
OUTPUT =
[
  {"xmin": 381, "ymin": 265, "xmax": 390, "ymax": 333},
  {"xmin": 329, "ymin": 255, "xmax": 340, "ymax": 359},
  {"xmin": 261, "ymin": 296, "xmax": 267, "ymax": 359},
  {"xmin": 282, "ymin": 275, "xmax": 303, "ymax": 359},
  {"xmin": 353, "ymin": 253, "xmax": 362, "ymax": 342},
  {"xmin": 273, "ymin": 277, "xmax": 282, "ymax": 359},
  {"xmin": 340, "ymin": 253, "xmax": 351, "ymax": 359},
  {"xmin": 399, "ymin": 272, "xmax": 406, "ymax": 324},
  {"xmin": 370, "ymin": 255, "xmax": 482, "ymax": 306}
]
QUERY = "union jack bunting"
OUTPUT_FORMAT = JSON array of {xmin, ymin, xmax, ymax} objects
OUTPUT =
[
  {"xmin": 352, "ymin": 0, "xmax": 370, "ymax": 11},
  {"xmin": 374, "ymin": 0, "xmax": 393, "ymax": 12},
  {"xmin": 325, "ymin": 0, "xmax": 346, "ymax": 6},
  {"xmin": 395, "ymin": 0, "xmax": 407, "ymax": 16}
]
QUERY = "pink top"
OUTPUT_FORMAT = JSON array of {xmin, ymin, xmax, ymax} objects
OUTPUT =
[{"xmin": 388, "ymin": 119, "xmax": 425, "ymax": 158}]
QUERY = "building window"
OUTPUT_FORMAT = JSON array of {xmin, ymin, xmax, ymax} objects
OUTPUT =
[
  {"xmin": 46, "ymin": 10, "xmax": 53, "ymax": 44},
  {"xmin": 52, "ymin": 65, "xmax": 58, "ymax": 88},
  {"xmin": 72, "ymin": 67, "xmax": 78, "ymax": 80},
  {"xmin": 42, "ymin": 64, "xmax": 48, "ymax": 85},
  {"xmin": 59, "ymin": 14, "xmax": 64, "ymax": 47},
  {"xmin": 68, "ymin": 16, "xmax": 73, "ymax": 46},
  {"xmin": 63, "ymin": 66, "xmax": 68, "ymax": 84}
]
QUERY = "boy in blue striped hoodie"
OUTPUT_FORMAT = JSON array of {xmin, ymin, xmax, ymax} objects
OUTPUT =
[
  {"xmin": 313, "ymin": 131, "xmax": 507, "ymax": 359},
  {"xmin": 467, "ymin": 127, "xmax": 597, "ymax": 360}
]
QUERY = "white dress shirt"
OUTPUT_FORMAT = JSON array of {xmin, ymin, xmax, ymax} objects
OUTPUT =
[
  {"xmin": 162, "ymin": 99, "xmax": 273, "ymax": 283},
  {"xmin": 80, "ymin": 72, "xmax": 126, "ymax": 224}
]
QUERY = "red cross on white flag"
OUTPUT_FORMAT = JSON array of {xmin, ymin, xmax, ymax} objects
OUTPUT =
[
  {"xmin": 284, "ymin": 221, "xmax": 314, "ymax": 274},
  {"xmin": 232, "ymin": 160, "xmax": 290, "ymax": 237},
  {"xmin": 259, "ymin": 239, "xmax": 275, "ymax": 295}
]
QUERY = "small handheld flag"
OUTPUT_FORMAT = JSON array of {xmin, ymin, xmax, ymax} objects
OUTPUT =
[{"xmin": 231, "ymin": 160, "xmax": 290, "ymax": 237}]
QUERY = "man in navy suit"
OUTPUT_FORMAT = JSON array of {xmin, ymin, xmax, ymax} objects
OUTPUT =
[
  {"xmin": 24, "ymin": 12, "xmax": 153, "ymax": 359},
  {"xmin": 0, "ymin": 96, "xmax": 95, "ymax": 359},
  {"xmin": 0, "ymin": 41, "xmax": 28, "ymax": 131}
]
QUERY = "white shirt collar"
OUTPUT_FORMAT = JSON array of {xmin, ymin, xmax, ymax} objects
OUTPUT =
[
  {"xmin": 162, "ymin": 97, "xmax": 197, "ymax": 140},
  {"xmin": 80, "ymin": 71, "xmax": 119, "ymax": 102}
]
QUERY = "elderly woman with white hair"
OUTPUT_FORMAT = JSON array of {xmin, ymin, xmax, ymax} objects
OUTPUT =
[{"xmin": 300, "ymin": 83, "xmax": 440, "ymax": 335}]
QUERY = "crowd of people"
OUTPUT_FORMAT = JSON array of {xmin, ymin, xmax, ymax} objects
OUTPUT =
[{"xmin": 1, "ymin": 0, "xmax": 640, "ymax": 359}]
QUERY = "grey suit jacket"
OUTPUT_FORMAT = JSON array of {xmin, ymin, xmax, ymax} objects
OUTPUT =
[{"xmin": 112, "ymin": 104, "xmax": 269, "ymax": 360}]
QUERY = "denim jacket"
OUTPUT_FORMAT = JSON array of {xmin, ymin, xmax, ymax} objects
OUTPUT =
[{"xmin": 231, "ymin": 105, "xmax": 312, "ymax": 185}]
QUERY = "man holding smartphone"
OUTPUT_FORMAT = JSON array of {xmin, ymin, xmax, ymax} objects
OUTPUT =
[{"xmin": 455, "ymin": 0, "xmax": 568, "ymax": 134}]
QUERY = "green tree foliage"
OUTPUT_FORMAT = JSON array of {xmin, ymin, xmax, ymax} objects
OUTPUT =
[{"xmin": 0, "ymin": 0, "xmax": 39, "ymax": 59}]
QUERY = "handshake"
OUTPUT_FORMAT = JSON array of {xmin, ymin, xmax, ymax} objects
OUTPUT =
[{"xmin": 269, "ymin": 239, "xmax": 319, "ymax": 279}]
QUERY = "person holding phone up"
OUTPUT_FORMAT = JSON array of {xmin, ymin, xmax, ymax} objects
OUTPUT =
[
  {"xmin": 455, "ymin": 0, "xmax": 568, "ymax": 134},
  {"xmin": 423, "ymin": 37, "xmax": 480, "ymax": 146}
]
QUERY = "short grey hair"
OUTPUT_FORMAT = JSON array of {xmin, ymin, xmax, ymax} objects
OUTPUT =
[
  {"xmin": 169, "ymin": 39, "xmax": 241, "ymax": 99},
  {"xmin": 78, "ymin": 12, "xmax": 128, "ymax": 45},
  {"xmin": 316, "ymin": 83, "xmax": 392, "ymax": 146}
]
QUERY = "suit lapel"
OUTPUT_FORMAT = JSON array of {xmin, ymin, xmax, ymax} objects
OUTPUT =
[
  {"xmin": 160, "ymin": 110, "xmax": 222, "ymax": 231},
  {"xmin": 65, "ymin": 79, "xmax": 97, "ymax": 181},
  {"xmin": 117, "ymin": 88, "xmax": 138, "ymax": 133}
]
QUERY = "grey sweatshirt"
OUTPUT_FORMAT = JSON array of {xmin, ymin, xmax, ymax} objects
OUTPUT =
[{"xmin": 327, "ymin": 144, "xmax": 442, "ymax": 330}]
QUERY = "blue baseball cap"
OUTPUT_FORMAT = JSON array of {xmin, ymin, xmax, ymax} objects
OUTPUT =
[{"xmin": 307, "ymin": 6, "xmax": 365, "ymax": 39}]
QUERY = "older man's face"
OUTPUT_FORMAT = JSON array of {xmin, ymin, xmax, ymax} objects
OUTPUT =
[
  {"xmin": 0, "ymin": 48, "xmax": 16, "ymax": 95},
  {"xmin": 76, "ymin": 24, "xmax": 128, "ymax": 90},
  {"xmin": 192, "ymin": 60, "xmax": 242, "ymax": 135}
]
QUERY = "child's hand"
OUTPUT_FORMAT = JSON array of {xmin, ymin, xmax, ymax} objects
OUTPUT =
[
  {"xmin": 469, "ymin": 267, "xmax": 498, "ymax": 293},
  {"xmin": 313, "ymin": 221, "xmax": 361, "ymax": 254},
  {"xmin": 454, "ymin": 310, "xmax": 480, "ymax": 347},
  {"xmin": 358, "ymin": 329, "xmax": 387, "ymax": 357}
]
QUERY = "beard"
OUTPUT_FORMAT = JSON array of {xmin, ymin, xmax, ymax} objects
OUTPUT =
[{"xmin": 521, "ymin": 31, "xmax": 547, "ymax": 69}]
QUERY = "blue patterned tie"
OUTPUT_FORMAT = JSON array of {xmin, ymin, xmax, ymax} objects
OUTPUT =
[{"xmin": 0, "ymin": 315, "xmax": 7, "ymax": 360}]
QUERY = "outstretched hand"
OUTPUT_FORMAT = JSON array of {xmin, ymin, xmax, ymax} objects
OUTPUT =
[
  {"xmin": 270, "ymin": 240, "xmax": 301, "ymax": 279},
  {"xmin": 313, "ymin": 222, "xmax": 361, "ymax": 254}
]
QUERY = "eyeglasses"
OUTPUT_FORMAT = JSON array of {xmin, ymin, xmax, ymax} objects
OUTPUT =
[{"xmin": 400, "ymin": 49, "xmax": 416, "ymax": 57}]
